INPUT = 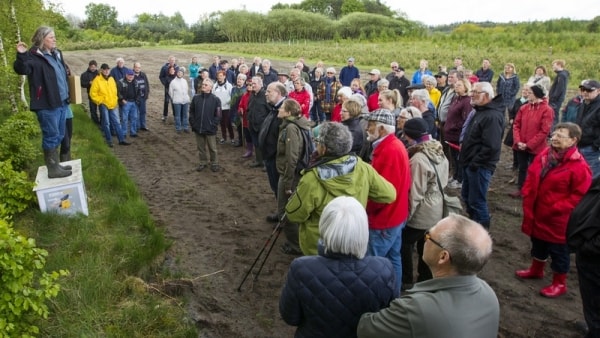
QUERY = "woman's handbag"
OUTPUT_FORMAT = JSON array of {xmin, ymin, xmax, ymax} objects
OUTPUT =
[{"xmin": 427, "ymin": 157, "xmax": 463, "ymax": 217}]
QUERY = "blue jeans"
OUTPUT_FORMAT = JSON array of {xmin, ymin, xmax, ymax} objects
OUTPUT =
[
  {"xmin": 530, "ymin": 237, "xmax": 570, "ymax": 273},
  {"xmin": 99, "ymin": 104, "xmax": 125, "ymax": 144},
  {"xmin": 367, "ymin": 222, "xmax": 404, "ymax": 292},
  {"xmin": 137, "ymin": 98, "xmax": 147, "ymax": 129},
  {"xmin": 173, "ymin": 103, "xmax": 189, "ymax": 131},
  {"xmin": 88, "ymin": 97, "xmax": 100, "ymax": 124},
  {"xmin": 310, "ymin": 100, "xmax": 326, "ymax": 123},
  {"xmin": 576, "ymin": 252, "xmax": 600, "ymax": 338},
  {"xmin": 120, "ymin": 101, "xmax": 138, "ymax": 136},
  {"xmin": 579, "ymin": 146, "xmax": 600, "ymax": 179},
  {"xmin": 36, "ymin": 103, "xmax": 68, "ymax": 150},
  {"xmin": 461, "ymin": 166, "xmax": 493, "ymax": 226}
]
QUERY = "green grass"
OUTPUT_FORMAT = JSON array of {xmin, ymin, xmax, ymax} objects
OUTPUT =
[{"xmin": 12, "ymin": 105, "xmax": 197, "ymax": 337}]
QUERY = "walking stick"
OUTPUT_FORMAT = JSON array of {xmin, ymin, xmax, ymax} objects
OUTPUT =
[{"xmin": 237, "ymin": 216, "xmax": 284, "ymax": 292}]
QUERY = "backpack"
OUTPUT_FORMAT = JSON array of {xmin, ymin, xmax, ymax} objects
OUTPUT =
[{"xmin": 285, "ymin": 120, "xmax": 314, "ymax": 175}]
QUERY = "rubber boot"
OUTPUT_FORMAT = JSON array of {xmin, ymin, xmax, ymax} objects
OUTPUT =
[
  {"xmin": 59, "ymin": 150, "xmax": 72, "ymax": 170},
  {"xmin": 242, "ymin": 142, "xmax": 253, "ymax": 158},
  {"xmin": 515, "ymin": 258, "xmax": 545, "ymax": 279},
  {"xmin": 44, "ymin": 148, "xmax": 72, "ymax": 179},
  {"xmin": 540, "ymin": 272, "xmax": 567, "ymax": 298}
]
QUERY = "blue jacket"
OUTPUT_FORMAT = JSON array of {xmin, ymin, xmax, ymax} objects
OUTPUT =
[
  {"xmin": 280, "ymin": 251, "xmax": 398, "ymax": 338},
  {"xmin": 339, "ymin": 66, "xmax": 360, "ymax": 86},
  {"xmin": 189, "ymin": 92, "xmax": 221, "ymax": 135}
]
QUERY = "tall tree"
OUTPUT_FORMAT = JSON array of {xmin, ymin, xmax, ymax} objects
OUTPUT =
[{"xmin": 84, "ymin": 3, "xmax": 118, "ymax": 29}]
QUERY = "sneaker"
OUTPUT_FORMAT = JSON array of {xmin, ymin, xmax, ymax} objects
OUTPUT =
[
  {"xmin": 107, "ymin": 142, "xmax": 114, "ymax": 148},
  {"xmin": 195, "ymin": 164, "xmax": 206, "ymax": 172},
  {"xmin": 130, "ymin": 134, "xmax": 138, "ymax": 138},
  {"xmin": 119, "ymin": 141, "xmax": 131, "ymax": 146},
  {"xmin": 161, "ymin": 116, "xmax": 166, "ymax": 122},
  {"xmin": 140, "ymin": 127, "xmax": 150, "ymax": 131},
  {"xmin": 448, "ymin": 180, "xmax": 462, "ymax": 189},
  {"xmin": 210, "ymin": 164, "xmax": 220, "ymax": 172},
  {"xmin": 231, "ymin": 139, "xmax": 236, "ymax": 145},
  {"xmin": 219, "ymin": 138, "xmax": 226, "ymax": 144}
]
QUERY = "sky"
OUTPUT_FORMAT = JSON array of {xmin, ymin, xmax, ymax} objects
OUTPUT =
[{"xmin": 55, "ymin": 0, "xmax": 599, "ymax": 26}]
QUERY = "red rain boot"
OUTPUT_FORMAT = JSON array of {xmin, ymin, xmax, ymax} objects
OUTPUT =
[
  {"xmin": 540, "ymin": 273, "xmax": 567, "ymax": 298},
  {"xmin": 515, "ymin": 259, "xmax": 545, "ymax": 279}
]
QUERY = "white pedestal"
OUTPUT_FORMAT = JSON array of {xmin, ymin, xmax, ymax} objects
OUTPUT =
[{"xmin": 33, "ymin": 159, "xmax": 88, "ymax": 216}]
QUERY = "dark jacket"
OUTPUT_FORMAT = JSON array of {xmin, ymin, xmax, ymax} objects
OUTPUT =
[
  {"xmin": 279, "ymin": 251, "xmax": 397, "ymax": 338},
  {"xmin": 258, "ymin": 68, "xmax": 279, "ymax": 88},
  {"xmin": 13, "ymin": 47, "xmax": 69, "ymax": 111},
  {"xmin": 460, "ymin": 95, "xmax": 505, "ymax": 171},
  {"xmin": 496, "ymin": 74, "xmax": 520, "ymax": 111},
  {"xmin": 389, "ymin": 76, "xmax": 410, "ymax": 106},
  {"xmin": 159, "ymin": 62, "xmax": 178, "ymax": 88},
  {"xmin": 117, "ymin": 78, "xmax": 140, "ymax": 104},
  {"xmin": 80, "ymin": 68, "xmax": 98, "ymax": 93},
  {"xmin": 339, "ymin": 66, "xmax": 360, "ymax": 87},
  {"xmin": 258, "ymin": 100, "xmax": 284, "ymax": 160},
  {"xmin": 549, "ymin": 69, "xmax": 569, "ymax": 111},
  {"xmin": 189, "ymin": 92, "xmax": 221, "ymax": 135},
  {"xmin": 475, "ymin": 68, "xmax": 494, "ymax": 83},
  {"xmin": 576, "ymin": 95, "xmax": 600, "ymax": 150},
  {"xmin": 567, "ymin": 176, "xmax": 600, "ymax": 257},
  {"xmin": 248, "ymin": 89, "xmax": 270, "ymax": 133},
  {"xmin": 342, "ymin": 117, "xmax": 365, "ymax": 154}
]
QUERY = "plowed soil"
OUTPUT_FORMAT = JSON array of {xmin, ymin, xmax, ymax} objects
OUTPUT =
[{"xmin": 65, "ymin": 48, "xmax": 584, "ymax": 338}]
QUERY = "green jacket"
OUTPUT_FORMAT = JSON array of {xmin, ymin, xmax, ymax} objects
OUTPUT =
[
  {"xmin": 276, "ymin": 116, "xmax": 312, "ymax": 191},
  {"xmin": 285, "ymin": 155, "xmax": 396, "ymax": 255},
  {"xmin": 357, "ymin": 275, "xmax": 499, "ymax": 338}
]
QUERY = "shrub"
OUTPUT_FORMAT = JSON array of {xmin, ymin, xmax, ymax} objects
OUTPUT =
[
  {"xmin": 0, "ymin": 219, "xmax": 69, "ymax": 337},
  {"xmin": 0, "ymin": 160, "xmax": 35, "ymax": 221},
  {"xmin": 0, "ymin": 111, "xmax": 40, "ymax": 171}
]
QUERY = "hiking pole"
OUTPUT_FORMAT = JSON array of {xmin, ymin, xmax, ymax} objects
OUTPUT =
[{"xmin": 237, "ymin": 216, "xmax": 284, "ymax": 292}]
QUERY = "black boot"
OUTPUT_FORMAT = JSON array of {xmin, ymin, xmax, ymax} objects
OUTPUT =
[
  {"xmin": 44, "ymin": 148, "xmax": 72, "ymax": 178},
  {"xmin": 59, "ymin": 150, "xmax": 72, "ymax": 170}
]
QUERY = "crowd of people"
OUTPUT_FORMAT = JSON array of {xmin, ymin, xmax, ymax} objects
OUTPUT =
[{"xmin": 14, "ymin": 25, "xmax": 600, "ymax": 337}]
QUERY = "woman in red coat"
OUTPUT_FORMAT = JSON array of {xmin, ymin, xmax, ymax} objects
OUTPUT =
[
  {"xmin": 288, "ymin": 78, "xmax": 311, "ymax": 119},
  {"xmin": 510, "ymin": 83, "xmax": 555, "ymax": 197},
  {"xmin": 515, "ymin": 122, "xmax": 592, "ymax": 298}
]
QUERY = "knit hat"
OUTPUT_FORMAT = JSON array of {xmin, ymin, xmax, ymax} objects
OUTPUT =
[
  {"xmin": 366, "ymin": 109, "xmax": 395, "ymax": 126},
  {"xmin": 403, "ymin": 118, "xmax": 429, "ymax": 140},
  {"xmin": 530, "ymin": 84, "xmax": 545, "ymax": 99}
]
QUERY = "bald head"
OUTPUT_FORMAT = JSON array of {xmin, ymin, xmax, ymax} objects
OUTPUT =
[{"xmin": 433, "ymin": 214, "xmax": 492, "ymax": 275}]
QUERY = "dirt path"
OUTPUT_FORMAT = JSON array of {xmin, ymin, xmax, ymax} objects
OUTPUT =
[{"xmin": 65, "ymin": 48, "xmax": 584, "ymax": 337}]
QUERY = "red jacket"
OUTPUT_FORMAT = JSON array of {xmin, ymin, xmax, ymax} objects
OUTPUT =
[
  {"xmin": 331, "ymin": 103, "xmax": 342, "ymax": 122},
  {"xmin": 367, "ymin": 92, "xmax": 380, "ymax": 112},
  {"xmin": 238, "ymin": 91, "xmax": 251, "ymax": 128},
  {"xmin": 289, "ymin": 89, "xmax": 311, "ymax": 119},
  {"xmin": 513, "ymin": 99, "xmax": 554, "ymax": 155},
  {"xmin": 367, "ymin": 134, "xmax": 411, "ymax": 229},
  {"xmin": 521, "ymin": 146, "xmax": 592, "ymax": 243}
]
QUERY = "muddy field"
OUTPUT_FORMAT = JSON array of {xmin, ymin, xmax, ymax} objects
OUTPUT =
[{"xmin": 65, "ymin": 48, "xmax": 585, "ymax": 337}]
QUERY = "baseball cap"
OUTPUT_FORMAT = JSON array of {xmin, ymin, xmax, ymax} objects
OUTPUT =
[
  {"xmin": 366, "ymin": 109, "xmax": 395, "ymax": 126},
  {"xmin": 125, "ymin": 69, "xmax": 134, "ymax": 75},
  {"xmin": 369, "ymin": 69, "xmax": 381, "ymax": 75},
  {"xmin": 579, "ymin": 80, "xmax": 600, "ymax": 91},
  {"xmin": 434, "ymin": 71, "xmax": 448, "ymax": 78}
]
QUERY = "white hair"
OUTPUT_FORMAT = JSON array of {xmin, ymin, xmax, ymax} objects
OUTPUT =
[
  {"xmin": 326, "ymin": 67, "xmax": 336, "ymax": 74},
  {"xmin": 319, "ymin": 196, "xmax": 369, "ymax": 259},
  {"xmin": 337, "ymin": 86, "xmax": 353, "ymax": 98},
  {"xmin": 375, "ymin": 122, "xmax": 396, "ymax": 135},
  {"xmin": 476, "ymin": 81, "xmax": 495, "ymax": 97}
]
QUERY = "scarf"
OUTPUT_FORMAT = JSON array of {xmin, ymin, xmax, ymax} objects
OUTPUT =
[
  {"xmin": 541, "ymin": 147, "xmax": 570, "ymax": 178},
  {"xmin": 325, "ymin": 77, "xmax": 334, "ymax": 102}
]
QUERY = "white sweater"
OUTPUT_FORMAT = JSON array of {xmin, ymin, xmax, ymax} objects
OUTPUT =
[{"xmin": 169, "ymin": 77, "xmax": 190, "ymax": 104}]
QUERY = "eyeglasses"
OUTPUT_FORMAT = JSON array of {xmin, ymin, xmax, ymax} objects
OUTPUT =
[
  {"xmin": 581, "ymin": 88, "xmax": 595, "ymax": 93},
  {"xmin": 471, "ymin": 90, "xmax": 486, "ymax": 95},
  {"xmin": 551, "ymin": 132, "xmax": 571, "ymax": 139},
  {"xmin": 424, "ymin": 230, "xmax": 446, "ymax": 250},
  {"xmin": 326, "ymin": 72, "xmax": 334, "ymax": 74}
]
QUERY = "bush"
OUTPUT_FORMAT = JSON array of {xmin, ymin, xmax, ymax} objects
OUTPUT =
[
  {"xmin": 0, "ymin": 219, "xmax": 68, "ymax": 337},
  {"xmin": 0, "ymin": 160, "xmax": 35, "ymax": 221},
  {"xmin": 0, "ymin": 111, "xmax": 40, "ymax": 171}
]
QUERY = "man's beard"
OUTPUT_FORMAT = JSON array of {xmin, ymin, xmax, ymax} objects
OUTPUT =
[{"xmin": 366, "ymin": 130, "xmax": 380, "ymax": 142}]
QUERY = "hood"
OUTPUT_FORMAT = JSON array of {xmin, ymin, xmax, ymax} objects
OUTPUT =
[
  {"xmin": 312, "ymin": 155, "xmax": 362, "ymax": 196},
  {"xmin": 281, "ymin": 116, "xmax": 312, "ymax": 131},
  {"xmin": 408, "ymin": 140, "xmax": 445, "ymax": 164}
]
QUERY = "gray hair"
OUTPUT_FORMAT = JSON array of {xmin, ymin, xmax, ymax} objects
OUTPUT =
[
  {"xmin": 411, "ymin": 89, "xmax": 431, "ymax": 103},
  {"xmin": 237, "ymin": 73, "xmax": 247, "ymax": 81},
  {"xmin": 375, "ymin": 122, "xmax": 396, "ymax": 135},
  {"xmin": 268, "ymin": 82, "xmax": 288, "ymax": 97},
  {"xmin": 319, "ymin": 122, "xmax": 352, "ymax": 156},
  {"xmin": 377, "ymin": 79, "xmax": 389, "ymax": 87},
  {"xmin": 251, "ymin": 76, "xmax": 263, "ymax": 87},
  {"xmin": 320, "ymin": 196, "xmax": 369, "ymax": 259},
  {"xmin": 475, "ymin": 81, "xmax": 495, "ymax": 97},
  {"xmin": 422, "ymin": 75, "xmax": 437, "ymax": 86},
  {"xmin": 31, "ymin": 26, "xmax": 54, "ymax": 51},
  {"xmin": 400, "ymin": 106, "xmax": 422, "ymax": 119},
  {"xmin": 437, "ymin": 214, "xmax": 493, "ymax": 275}
]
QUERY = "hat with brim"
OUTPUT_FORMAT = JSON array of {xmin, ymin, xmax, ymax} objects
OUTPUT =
[
  {"xmin": 366, "ymin": 109, "xmax": 395, "ymax": 126},
  {"xmin": 579, "ymin": 80, "xmax": 600, "ymax": 91}
]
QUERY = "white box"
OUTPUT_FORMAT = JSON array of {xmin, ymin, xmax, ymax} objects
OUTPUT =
[{"xmin": 33, "ymin": 159, "xmax": 88, "ymax": 216}]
